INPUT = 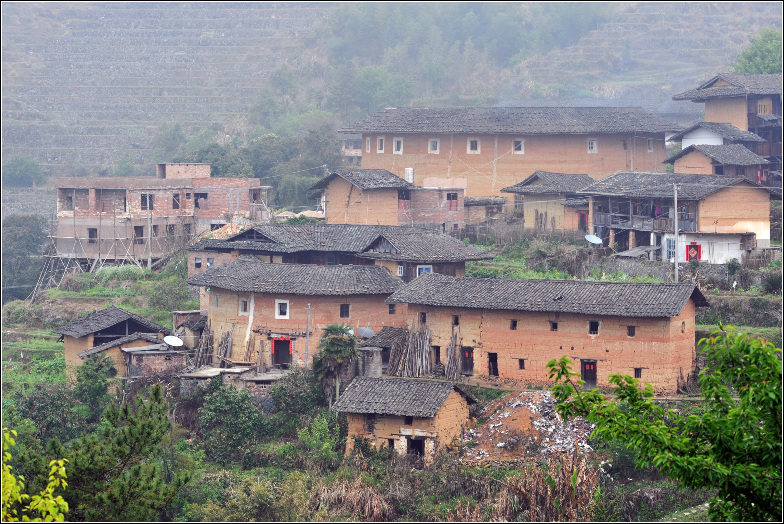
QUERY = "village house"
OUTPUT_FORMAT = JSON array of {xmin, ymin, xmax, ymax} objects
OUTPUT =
[
  {"xmin": 54, "ymin": 163, "xmax": 271, "ymax": 268},
  {"xmin": 331, "ymin": 377, "xmax": 475, "ymax": 463},
  {"xmin": 309, "ymin": 169, "xmax": 465, "ymax": 231},
  {"xmin": 664, "ymin": 143, "xmax": 770, "ymax": 181},
  {"xmin": 339, "ymin": 133, "xmax": 363, "ymax": 166},
  {"xmin": 186, "ymin": 256, "xmax": 406, "ymax": 369},
  {"xmin": 672, "ymin": 73, "xmax": 782, "ymax": 175},
  {"xmin": 501, "ymin": 171, "xmax": 596, "ymax": 232},
  {"xmin": 578, "ymin": 171, "xmax": 778, "ymax": 263},
  {"xmin": 342, "ymin": 106, "xmax": 679, "ymax": 203},
  {"xmin": 187, "ymin": 224, "xmax": 494, "ymax": 308},
  {"xmin": 359, "ymin": 325, "xmax": 409, "ymax": 372},
  {"xmin": 386, "ymin": 274, "xmax": 709, "ymax": 394},
  {"xmin": 53, "ymin": 305, "xmax": 172, "ymax": 378}
]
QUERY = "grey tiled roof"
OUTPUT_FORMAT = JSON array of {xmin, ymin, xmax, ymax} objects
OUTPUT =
[
  {"xmin": 187, "ymin": 256, "xmax": 401, "ymax": 295},
  {"xmin": 189, "ymin": 225, "xmax": 494, "ymax": 263},
  {"xmin": 667, "ymin": 122, "xmax": 766, "ymax": 143},
  {"xmin": 501, "ymin": 171, "xmax": 595, "ymax": 194},
  {"xmin": 331, "ymin": 377, "xmax": 474, "ymax": 417},
  {"xmin": 387, "ymin": 273, "xmax": 709, "ymax": 318},
  {"xmin": 577, "ymin": 171, "xmax": 778, "ymax": 200},
  {"xmin": 310, "ymin": 169, "xmax": 414, "ymax": 191},
  {"xmin": 665, "ymin": 144, "xmax": 770, "ymax": 166},
  {"xmin": 359, "ymin": 326, "xmax": 408, "ymax": 348},
  {"xmin": 78, "ymin": 332, "xmax": 162, "ymax": 358},
  {"xmin": 53, "ymin": 306, "xmax": 169, "ymax": 339},
  {"xmin": 463, "ymin": 196, "xmax": 508, "ymax": 206},
  {"xmin": 673, "ymin": 73, "xmax": 783, "ymax": 101},
  {"xmin": 342, "ymin": 107, "xmax": 681, "ymax": 135}
]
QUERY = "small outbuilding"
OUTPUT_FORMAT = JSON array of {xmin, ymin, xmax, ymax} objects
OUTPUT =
[{"xmin": 331, "ymin": 377, "xmax": 475, "ymax": 464}]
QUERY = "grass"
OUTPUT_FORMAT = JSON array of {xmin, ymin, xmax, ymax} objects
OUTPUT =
[{"xmin": 657, "ymin": 502, "xmax": 711, "ymax": 522}]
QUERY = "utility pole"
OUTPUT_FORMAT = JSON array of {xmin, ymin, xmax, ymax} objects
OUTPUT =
[
  {"xmin": 673, "ymin": 183, "xmax": 678, "ymax": 283},
  {"xmin": 304, "ymin": 303, "xmax": 314, "ymax": 369}
]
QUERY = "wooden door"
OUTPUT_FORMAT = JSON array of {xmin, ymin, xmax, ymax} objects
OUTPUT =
[
  {"xmin": 462, "ymin": 347, "xmax": 474, "ymax": 375},
  {"xmin": 581, "ymin": 360, "xmax": 597, "ymax": 388},
  {"xmin": 272, "ymin": 338, "xmax": 292, "ymax": 369}
]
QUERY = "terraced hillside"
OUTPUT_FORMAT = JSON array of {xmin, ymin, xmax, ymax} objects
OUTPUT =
[{"xmin": 2, "ymin": 1, "xmax": 335, "ymax": 173}]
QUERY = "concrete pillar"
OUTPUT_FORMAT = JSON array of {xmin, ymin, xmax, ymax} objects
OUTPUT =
[{"xmin": 629, "ymin": 230, "xmax": 636, "ymax": 249}]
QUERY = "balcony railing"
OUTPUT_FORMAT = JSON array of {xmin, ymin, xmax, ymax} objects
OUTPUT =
[{"xmin": 594, "ymin": 212, "xmax": 696, "ymax": 232}]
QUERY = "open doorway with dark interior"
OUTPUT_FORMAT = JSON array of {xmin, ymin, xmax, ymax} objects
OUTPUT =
[
  {"xmin": 272, "ymin": 338, "xmax": 292, "ymax": 369},
  {"xmin": 488, "ymin": 352, "xmax": 498, "ymax": 377}
]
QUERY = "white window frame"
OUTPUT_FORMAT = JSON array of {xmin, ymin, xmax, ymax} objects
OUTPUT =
[
  {"xmin": 275, "ymin": 299, "xmax": 290, "ymax": 319},
  {"xmin": 666, "ymin": 238, "xmax": 676, "ymax": 261},
  {"xmin": 467, "ymin": 137, "xmax": 481, "ymax": 154},
  {"xmin": 194, "ymin": 257, "xmax": 202, "ymax": 269},
  {"xmin": 513, "ymin": 138, "xmax": 525, "ymax": 154},
  {"xmin": 377, "ymin": 136, "xmax": 385, "ymax": 153},
  {"xmin": 428, "ymin": 138, "xmax": 440, "ymax": 154},
  {"xmin": 647, "ymin": 138, "xmax": 654, "ymax": 152},
  {"xmin": 393, "ymin": 137, "xmax": 403, "ymax": 155},
  {"xmin": 587, "ymin": 138, "xmax": 598, "ymax": 154},
  {"xmin": 366, "ymin": 137, "xmax": 371, "ymax": 153},
  {"xmin": 206, "ymin": 257, "xmax": 214, "ymax": 268},
  {"xmin": 416, "ymin": 265, "xmax": 433, "ymax": 277},
  {"xmin": 239, "ymin": 297, "xmax": 249, "ymax": 315},
  {"xmin": 397, "ymin": 264, "xmax": 404, "ymax": 277}
]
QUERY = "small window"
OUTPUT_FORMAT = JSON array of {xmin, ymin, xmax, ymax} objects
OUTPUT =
[
  {"xmin": 275, "ymin": 299, "xmax": 289, "ymax": 319},
  {"xmin": 550, "ymin": 321, "xmax": 558, "ymax": 332},
  {"xmin": 446, "ymin": 192, "xmax": 458, "ymax": 200},
  {"xmin": 340, "ymin": 304, "xmax": 350, "ymax": 318},
  {"xmin": 172, "ymin": 193, "xmax": 181, "ymax": 209},
  {"xmin": 589, "ymin": 321, "xmax": 599, "ymax": 335},
  {"xmin": 513, "ymin": 139, "xmax": 524, "ymax": 154},
  {"xmin": 681, "ymin": 321, "xmax": 686, "ymax": 333},
  {"xmin": 214, "ymin": 294, "xmax": 220, "ymax": 307},
  {"xmin": 404, "ymin": 416, "xmax": 413, "ymax": 426},
  {"xmin": 393, "ymin": 137, "xmax": 403, "ymax": 155},
  {"xmin": 167, "ymin": 224, "xmax": 176, "ymax": 236},
  {"xmin": 432, "ymin": 345, "xmax": 441, "ymax": 365},
  {"xmin": 397, "ymin": 264, "xmax": 404, "ymax": 277},
  {"xmin": 133, "ymin": 225, "xmax": 144, "ymax": 244},
  {"xmin": 587, "ymin": 139, "xmax": 598, "ymax": 154},
  {"xmin": 647, "ymin": 138, "xmax": 654, "ymax": 153},
  {"xmin": 467, "ymin": 138, "xmax": 480, "ymax": 154},
  {"xmin": 185, "ymin": 193, "xmax": 192, "ymax": 199},
  {"xmin": 452, "ymin": 315, "xmax": 460, "ymax": 326},
  {"xmin": 419, "ymin": 312, "xmax": 427, "ymax": 324},
  {"xmin": 194, "ymin": 192, "xmax": 208, "ymax": 209},
  {"xmin": 622, "ymin": 139, "xmax": 628, "ymax": 151},
  {"xmin": 429, "ymin": 138, "xmax": 440, "ymax": 154},
  {"xmin": 152, "ymin": 225, "xmax": 159, "ymax": 237},
  {"xmin": 366, "ymin": 137, "xmax": 371, "ymax": 153},
  {"xmin": 518, "ymin": 359, "xmax": 526, "ymax": 370},
  {"xmin": 87, "ymin": 228, "xmax": 97, "ymax": 244},
  {"xmin": 194, "ymin": 257, "xmax": 202, "ymax": 269},
  {"xmin": 666, "ymin": 238, "xmax": 676, "ymax": 261},
  {"xmin": 627, "ymin": 326, "xmax": 636, "ymax": 337},
  {"xmin": 634, "ymin": 368, "xmax": 642, "ymax": 379},
  {"xmin": 510, "ymin": 320, "xmax": 518, "ymax": 330},
  {"xmin": 398, "ymin": 189, "xmax": 410, "ymax": 201},
  {"xmin": 183, "ymin": 224, "xmax": 191, "ymax": 236},
  {"xmin": 207, "ymin": 258, "xmax": 214, "ymax": 268},
  {"xmin": 416, "ymin": 265, "xmax": 432, "ymax": 277},
  {"xmin": 377, "ymin": 137, "xmax": 385, "ymax": 153},
  {"xmin": 389, "ymin": 304, "xmax": 396, "ymax": 315},
  {"xmin": 141, "ymin": 193, "xmax": 154, "ymax": 210},
  {"xmin": 240, "ymin": 299, "xmax": 249, "ymax": 313}
]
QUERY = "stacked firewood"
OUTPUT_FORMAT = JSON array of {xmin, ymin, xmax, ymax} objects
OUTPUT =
[
  {"xmin": 192, "ymin": 324, "xmax": 214, "ymax": 368},
  {"xmin": 215, "ymin": 332, "xmax": 233, "ymax": 367},
  {"xmin": 388, "ymin": 324, "xmax": 431, "ymax": 377},
  {"xmin": 444, "ymin": 332, "xmax": 462, "ymax": 381}
]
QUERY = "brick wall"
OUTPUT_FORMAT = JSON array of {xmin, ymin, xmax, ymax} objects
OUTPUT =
[
  {"xmin": 360, "ymin": 133, "xmax": 668, "ymax": 199},
  {"xmin": 405, "ymin": 302, "xmax": 697, "ymax": 394},
  {"xmin": 127, "ymin": 352, "xmax": 188, "ymax": 377},
  {"xmin": 323, "ymin": 177, "xmax": 400, "ymax": 225},
  {"xmin": 704, "ymin": 97, "xmax": 748, "ymax": 130},
  {"xmin": 404, "ymin": 188, "xmax": 465, "ymax": 229},
  {"xmin": 158, "ymin": 163, "xmax": 211, "ymax": 179},
  {"xmin": 192, "ymin": 177, "xmax": 259, "ymax": 222},
  {"xmin": 673, "ymin": 150, "xmax": 714, "ymax": 174}
]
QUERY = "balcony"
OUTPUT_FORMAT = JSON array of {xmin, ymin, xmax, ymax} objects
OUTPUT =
[{"xmin": 594, "ymin": 212, "xmax": 696, "ymax": 233}]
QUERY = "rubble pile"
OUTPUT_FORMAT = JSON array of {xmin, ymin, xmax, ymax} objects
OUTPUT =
[{"xmin": 460, "ymin": 390, "xmax": 594, "ymax": 466}]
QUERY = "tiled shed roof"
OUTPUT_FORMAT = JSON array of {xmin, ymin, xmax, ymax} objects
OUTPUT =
[
  {"xmin": 463, "ymin": 196, "xmax": 508, "ymax": 206},
  {"xmin": 309, "ymin": 169, "xmax": 414, "ymax": 190},
  {"xmin": 577, "ymin": 172, "xmax": 778, "ymax": 200},
  {"xmin": 187, "ymin": 256, "xmax": 401, "ymax": 295},
  {"xmin": 501, "ymin": 171, "xmax": 595, "ymax": 194},
  {"xmin": 387, "ymin": 273, "xmax": 708, "ymax": 318},
  {"xmin": 331, "ymin": 377, "xmax": 474, "ymax": 417},
  {"xmin": 342, "ymin": 107, "xmax": 681, "ymax": 135},
  {"xmin": 664, "ymin": 144, "xmax": 770, "ymax": 166},
  {"xmin": 189, "ymin": 225, "xmax": 494, "ymax": 262},
  {"xmin": 673, "ymin": 73, "xmax": 782, "ymax": 101},
  {"xmin": 359, "ymin": 326, "xmax": 408, "ymax": 348},
  {"xmin": 77, "ymin": 332, "xmax": 162, "ymax": 358},
  {"xmin": 667, "ymin": 122, "xmax": 766, "ymax": 143},
  {"xmin": 53, "ymin": 306, "xmax": 169, "ymax": 338}
]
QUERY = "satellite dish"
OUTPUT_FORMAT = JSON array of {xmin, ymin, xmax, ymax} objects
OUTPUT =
[
  {"xmin": 585, "ymin": 234, "xmax": 603, "ymax": 245},
  {"xmin": 355, "ymin": 326, "xmax": 376, "ymax": 338},
  {"xmin": 163, "ymin": 335, "xmax": 184, "ymax": 347}
]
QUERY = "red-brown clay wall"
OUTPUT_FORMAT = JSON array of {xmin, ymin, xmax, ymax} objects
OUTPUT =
[
  {"xmin": 323, "ymin": 177, "xmax": 400, "ymax": 225},
  {"xmin": 704, "ymin": 97, "xmax": 749, "ymax": 131}
]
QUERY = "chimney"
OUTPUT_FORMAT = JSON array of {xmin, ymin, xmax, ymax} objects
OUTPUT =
[{"xmin": 357, "ymin": 347, "xmax": 382, "ymax": 378}]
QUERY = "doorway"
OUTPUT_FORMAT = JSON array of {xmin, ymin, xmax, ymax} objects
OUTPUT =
[
  {"xmin": 462, "ymin": 347, "xmax": 474, "ymax": 376},
  {"xmin": 488, "ymin": 352, "xmax": 498, "ymax": 377},
  {"xmin": 407, "ymin": 437, "xmax": 424, "ymax": 456},
  {"xmin": 272, "ymin": 338, "xmax": 292, "ymax": 369},
  {"xmin": 581, "ymin": 360, "xmax": 597, "ymax": 388}
]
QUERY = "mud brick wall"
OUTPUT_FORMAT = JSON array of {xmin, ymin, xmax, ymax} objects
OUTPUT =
[
  {"xmin": 698, "ymin": 184, "xmax": 771, "ymax": 242},
  {"xmin": 408, "ymin": 301, "xmax": 698, "ymax": 394},
  {"xmin": 205, "ymin": 289, "xmax": 407, "ymax": 368},
  {"xmin": 360, "ymin": 133, "xmax": 668, "ymax": 199},
  {"xmin": 673, "ymin": 150, "xmax": 715, "ymax": 174},
  {"xmin": 323, "ymin": 177, "xmax": 400, "ymax": 225},
  {"xmin": 704, "ymin": 97, "xmax": 748, "ymax": 131},
  {"xmin": 520, "ymin": 193, "xmax": 588, "ymax": 232}
]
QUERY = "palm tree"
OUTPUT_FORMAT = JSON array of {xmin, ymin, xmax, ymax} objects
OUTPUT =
[{"xmin": 313, "ymin": 323, "xmax": 358, "ymax": 406}]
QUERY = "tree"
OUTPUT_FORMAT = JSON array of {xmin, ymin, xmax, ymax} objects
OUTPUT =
[
  {"xmin": 44, "ymin": 384, "xmax": 190, "ymax": 521},
  {"xmin": 313, "ymin": 323, "xmax": 358, "ymax": 406},
  {"xmin": 73, "ymin": 354, "xmax": 118, "ymax": 424},
  {"xmin": 2, "ymin": 156, "xmax": 45, "ymax": 187},
  {"xmin": 734, "ymin": 28, "xmax": 783, "ymax": 74},
  {"xmin": 110, "ymin": 157, "xmax": 138, "ymax": 178},
  {"xmin": 197, "ymin": 379, "xmax": 262, "ymax": 465},
  {"xmin": 547, "ymin": 326, "xmax": 782, "ymax": 522}
]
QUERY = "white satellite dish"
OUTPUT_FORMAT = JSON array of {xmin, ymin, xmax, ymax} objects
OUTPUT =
[
  {"xmin": 163, "ymin": 335, "xmax": 184, "ymax": 347},
  {"xmin": 585, "ymin": 234, "xmax": 603, "ymax": 245},
  {"xmin": 355, "ymin": 326, "xmax": 376, "ymax": 338}
]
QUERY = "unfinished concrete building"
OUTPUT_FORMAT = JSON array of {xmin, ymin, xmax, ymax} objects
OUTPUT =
[{"xmin": 54, "ymin": 163, "xmax": 271, "ymax": 269}]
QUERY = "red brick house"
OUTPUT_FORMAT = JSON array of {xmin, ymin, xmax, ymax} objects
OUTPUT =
[
  {"xmin": 187, "ymin": 257, "xmax": 406, "ymax": 369},
  {"xmin": 343, "ymin": 107, "xmax": 679, "ymax": 203},
  {"xmin": 332, "ymin": 377, "xmax": 475, "ymax": 464},
  {"xmin": 310, "ymin": 169, "xmax": 465, "ymax": 230},
  {"xmin": 55, "ymin": 163, "xmax": 270, "ymax": 268},
  {"xmin": 386, "ymin": 273, "xmax": 709, "ymax": 394}
]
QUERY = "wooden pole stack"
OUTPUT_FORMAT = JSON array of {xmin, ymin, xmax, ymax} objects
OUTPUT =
[
  {"xmin": 444, "ymin": 332, "xmax": 461, "ymax": 381},
  {"xmin": 389, "ymin": 325, "xmax": 431, "ymax": 377},
  {"xmin": 192, "ymin": 324, "xmax": 214, "ymax": 368}
]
